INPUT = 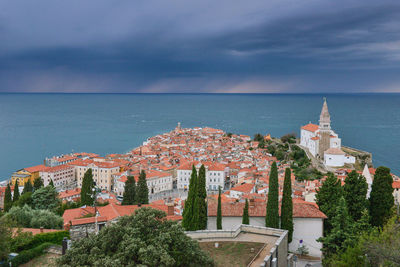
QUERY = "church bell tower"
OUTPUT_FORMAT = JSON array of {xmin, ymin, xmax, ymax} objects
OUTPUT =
[{"xmin": 318, "ymin": 98, "xmax": 331, "ymax": 159}]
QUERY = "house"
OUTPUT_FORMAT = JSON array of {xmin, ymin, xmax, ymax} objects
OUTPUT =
[
  {"xmin": 207, "ymin": 198, "xmax": 326, "ymax": 257},
  {"xmin": 229, "ymin": 183, "xmax": 256, "ymax": 198},
  {"xmin": 63, "ymin": 203, "xmax": 182, "ymax": 241}
]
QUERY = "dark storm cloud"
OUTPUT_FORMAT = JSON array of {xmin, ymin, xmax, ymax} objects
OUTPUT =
[{"xmin": 0, "ymin": 0, "xmax": 400, "ymax": 93}]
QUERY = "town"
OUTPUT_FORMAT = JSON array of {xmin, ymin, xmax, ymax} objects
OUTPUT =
[{"xmin": 1, "ymin": 100, "xmax": 399, "ymax": 267}]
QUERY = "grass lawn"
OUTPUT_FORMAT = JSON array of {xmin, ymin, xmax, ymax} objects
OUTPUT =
[
  {"xmin": 20, "ymin": 253, "xmax": 60, "ymax": 267},
  {"xmin": 199, "ymin": 241, "xmax": 264, "ymax": 267}
]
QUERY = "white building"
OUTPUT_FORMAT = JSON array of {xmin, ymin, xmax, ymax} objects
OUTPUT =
[
  {"xmin": 146, "ymin": 170, "xmax": 173, "ymax": 195},
  {"xmin": 40, "ymin": 165, "xmax": 76, "ymax": 191},
  {"xmin": 207, "ymin": 198, "xmax": 326, "ymax": 258},
  {"xmin": 70, "ymin": 160, "xmax": 120, "ymax": 191},
  {"xmin": 300, "ymin": 98, "xmax": 355, "ymax": 167},
  {"xmin": 177, "ymin": 161, "xmax": 227, "ymax": 191}
]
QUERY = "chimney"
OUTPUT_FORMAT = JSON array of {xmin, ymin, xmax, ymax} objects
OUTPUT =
[
  {"xmin": 40, "ymin": 227, "xmax": 44, "ymax": 233},
  {"xmin": 167, "ymin": 203, "xmax": 174, "ymax": 216}
]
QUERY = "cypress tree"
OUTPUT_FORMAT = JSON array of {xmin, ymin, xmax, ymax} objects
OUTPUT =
[
  {"xmin": 242, "ymin": 198, "xmax": 249, "ymax": 225},
  {"xmin": 33, "ymin": 177, "xmax": 43, "ymax": 191},
  {"xmin": 343, "ymin": 170, "xmax": 368, "ymax": 221},
  {"xmin": 80, "ymin": 169, "xmax": 95, "ymax": 206},
  {"xmin": 315, "ymin": 172, "xmax": 343, "ymax": 234},
  {"xmin": 49, "ymin": 179, "xmax": 55, "ymax": 187},
  {"xmin": 4, "ymin": 183, "xmax": 12, "ymax": 212},
  {"xmin": 369, "ymin": 166, "xmax": 394, "ymax": 227},
  {"xmin": 122, "ymin": 176, "xmax": 136, "ymax": 205},
  {"xmin": 281, "ymin": 167, "xmax": 293, "ymax": 243},
  {"xmin": 22, "ymin": 180, "xmax": 33, "ymax": 195},
  {"xmin": 182, "ymin": 165, "xmax": 197, "ymax": 230},
  {"xmin": 266, "ymin": 161, "xmax": 279, "ymax": 228},
  {"xmin": 136, "ymin": 170, "xmax": 149, "ymax": 205},
  {"xmin": 13, "ymin": 183, "xmax": 20, "ymax": 203},
  {"xmin": 217, "ymin": 186, "xmax": 222, "ymax": 230},
  {"xmin": 197, "ymin": 164, "xmax": 208, "ymax": 230},
  {"xmin": 318, "ymin": 196, "xmax": 354, "ymax": 257}
]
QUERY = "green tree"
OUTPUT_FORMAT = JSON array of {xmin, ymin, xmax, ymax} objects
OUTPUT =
[
  {"xmin": 122, "ymin": 176, "xmax": 137, "ymax": 205},
  {"xmin": 266, "ymin": 162, "xmax": 279, "ymax": 228},
  {"xmin": 281, "ymin": 168, "xmax": 293, "ymax": 243},
  {"xmin": 182, "ymin": 165, "xmax": 197, "ymax": 230},
  {"xmin": 318, "ymin": 197, "xmax": 354, "ymax": 257},
  {"xmin": 136, "ymin": 170, "xmax": 149, "ymax": 205},
  {"xmin": 0, "ymin": 217, "xmax": 12, "ymax": 261},
  {"xmin": 343, "ymin": 170, "xmax": 368, "ymax": 222},
  {"xmin": 369, "ymin": 166, "xmax": 394, "ymax": 228},
  {"xmin": 253, "ymin": 133, "xmax": 264, "ymax": 142},
  {"xmin": 242, "ymin": 199, "xmax": 249, "ymax": 225},
  {"xmin": 13, "ymin": 183, "xmax": 20, "ymax": 202},
  {"xmin": 3, "ymin": 205, "xmax": 63, "ymax": 229},
  {"xmin": 49, "ymin": 179, "xmax": 54, "ymax": 187},
  {"xmin": 197, "ymin": 164, "xmax": 208, "ymax": 230},
  {"xmin": 31, "ymin": 186, "xmax": 60, "ymax": 211},
  {"xmin": 33, "ymin": 177, "xmax": 44, "ymax": 191},
  {"xmin": 217, "ymin": 186, "xmax": 222, "ymax": 230},
  {"xmin": 22, "ymin": 181, "xmax": 33, "ymax": 195},
  {"xmin": 57, "ymin": 208, "xmax": 214, "ymax": 267},
  {"xmin": 316, "ymin": 173, "xmax": 343, "ymax": 233},
  {"xmin": 80, "ymin": 169, "xmax": 94, "ymax": 206},
  {"xmin": 15, "ymin": 192, "xmax": 33, "ymax": 207},
  {"xmin": 4, "ymin": 183, "xmax": 13, "ymax": 212}
]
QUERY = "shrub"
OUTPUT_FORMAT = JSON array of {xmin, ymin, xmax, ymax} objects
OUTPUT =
[
  {"xmin": 10, "ymin": 242, "xmax": 53, "ymax": 266},
  {"xmin": 3, "ymin": 205, "xmax": 63, "ymax": 229},
  {"xmin": 13, "ymin": 231, "xmax": 69, "ymax": 252}
]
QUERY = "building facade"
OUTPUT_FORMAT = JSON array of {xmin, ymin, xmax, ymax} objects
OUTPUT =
[
  {"xmin": 177, "ymin": 162, "xmax": 226, "ymax": 191},
  {"xmin": 40, "ymin": 165, "xmax": 76, "ymax": 191}
]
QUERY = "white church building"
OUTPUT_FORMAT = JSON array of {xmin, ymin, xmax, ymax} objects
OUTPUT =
[{"xmin": 300, "ymin": 98, "xmax": 355, "ymax": 167}]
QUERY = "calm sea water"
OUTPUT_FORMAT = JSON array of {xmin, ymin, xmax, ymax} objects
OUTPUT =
[{"xmin": 0, "ymin": 93, "xmax": 399, "ymax": 181}]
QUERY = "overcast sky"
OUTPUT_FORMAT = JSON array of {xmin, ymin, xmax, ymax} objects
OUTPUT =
[{"xmin": 1, "ymin": 0, "xmax": 400, "ymax": 93}]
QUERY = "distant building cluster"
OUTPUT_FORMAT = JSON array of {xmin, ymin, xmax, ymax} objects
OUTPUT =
[{"xmin": 300, "ymin": 98, "xmax": 355, "ymax": 167}]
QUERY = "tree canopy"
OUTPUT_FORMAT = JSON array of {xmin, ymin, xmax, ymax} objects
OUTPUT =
[
  {"xmin": 316, "ymin": 173, "xmax": 343, "ymax": 233},
  {"xmin": 122, "ymin": 176, "xmax": 137, "ymax": 205},
  {"xmin": 217, "ymin": 186, "xmax": 222, "ymax": 230},
  {"xmin": 369, "ymin": 166, "xmax": 394, "ymax": 228},
  {"xmin": 136, "ymin": 170, "xmax": 149, "ymax": 205},
  {"xmin": 266, "ymin": 161, "xmax": 279, "ymax": 228},
  {"xmin": 31, "ymin": 185, "xmax": 60, "ymax": 211},
  {"xmin": 57, "ymin": 207, "xmax": 214, "ymax": 267},
  {"xmin": 80, "ymin": 169, "xmax": 94, "ymax": 206},
  {"xmin": 33, "ymin": 177, "xmax": 44, "ymax": 191},
  {"xmin": 343, "ymin": 170, "xmax": 368, "ymax": 221},
  {"xmin": 3, "ymin": 205, "xmax": 63, "ymax": 229},
  {"xmin": 242, "ymin": 199, "xmax": 249, "ymax": 225},
  {"xmin": 281, "ymin": 167, "xmax": 293, "ymax": 243}
]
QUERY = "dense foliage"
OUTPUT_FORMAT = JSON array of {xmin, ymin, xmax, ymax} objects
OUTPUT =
[
  {"xmin": 31, "ymin": 185, "xmax": 60, "ymax": 211},
  {"xmin": 182, "ymin": 165, "xmax": 197, "ymax": 230},
  {"xmin": 265, "ymin": 161, "xmax": 279, "ymax": 228},
  {"xmin": 4, "ymin": 183, "xmax": 12, "ymax": 212},
  {"xmin": 10, "ymin": 242, "xmax": 53, "ymax": 267},
  {"xmin": 315, "ymin": 172, "xmax": 343, "ymax": 233},
  {"xmin": 280, "ymin": 168, "xmax": 293, "ymax": 243},
  {"xmin": 80, "ymin": 168, "xmax": 94, "ymax": 206},
  {"xmin": 122, "ymin": 176, "xmax": 137, "ymax": 205},
  {"xmin": 136, "ymin": 170, "xmax": 149, "ymax": 204},
  {"xmin": 13, "ymin": 183, "xmax": 20, "ymax": 202},
  {"xmin": 11, "ymin": 231, "xmax": 70, "ymax": 252},
  {"xmin": 3, "ymin": 205, "xmax": 63, "ymax": 229},
  {"xmin": 242, "ymin": 199, "xmax": 249, "ymax": 225},
  {"xmin": 57, "ymin": 208, "xmax": 214, "ymax": 267},
  {"xmin": 22, "ymin": 181, "xmax": 33, "ymax": 195},
  {"xmin": 343, "ymin": 170, "xmax": 368, "ymax": 221},
  {"xmin": 369, "ymin": 166, "xmax": 394, "ymax": 227},
  {"xmin": 0, "ymin": 219, "xmax": 12, "ymax": 261},
  {"xmin": 33, "ymin": 177, "xmax": 43, "ymax": 190}
]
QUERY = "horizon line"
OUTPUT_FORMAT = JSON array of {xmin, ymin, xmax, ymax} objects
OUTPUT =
[{"xmin": 0, "ymin": 92, "xmax": 400, "ymax": 95}]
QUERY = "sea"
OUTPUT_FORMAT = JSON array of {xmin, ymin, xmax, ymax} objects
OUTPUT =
[{"xmin": 0, "ymin": 93, "xmax": 399, "ymax": 181}]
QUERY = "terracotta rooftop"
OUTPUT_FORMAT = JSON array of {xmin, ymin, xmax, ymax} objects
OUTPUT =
[{"xmin": 301, "ymin": 123, "xmax": 319, "ymax": 133}]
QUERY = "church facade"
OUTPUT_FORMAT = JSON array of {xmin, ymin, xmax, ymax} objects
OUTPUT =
[{"xmin": 300, "ymin": 99, "xmax": 355, "ymax": 167}]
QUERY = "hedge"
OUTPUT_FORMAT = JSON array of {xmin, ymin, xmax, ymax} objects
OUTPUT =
[
  {"xmin": 15, "ymin": 231, "xmax": 69, "ymax": 252},
  {"xmin": 10, "ymin": 242, "xmax": 53, "ymax": 266}
]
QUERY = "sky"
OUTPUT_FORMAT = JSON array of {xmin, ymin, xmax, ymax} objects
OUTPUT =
[{"xmin": 1, "ymin": 0, "xmax": 400, "ymax": 93}]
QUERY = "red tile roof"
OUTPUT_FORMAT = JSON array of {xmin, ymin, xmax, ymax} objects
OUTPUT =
[
  {"xmin": 24, "ymin": 165, "xmax": 47, "ymax": 173},
  {"xmin": 207, "ymin": 198, "xmax": 326, "ymax": 219},
  {"xmin": 230, "ymin": 183, "xmax": 255, "ymax": 193},
  {"xmin": 301, "ymin": 123, "xmax": 319, "ymax": 132}
]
